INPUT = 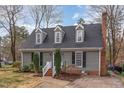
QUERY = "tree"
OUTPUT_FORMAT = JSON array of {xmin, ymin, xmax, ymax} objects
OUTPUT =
[
  {"xmin": 29, "ymin": 5, "xmax": 47, "ymax": 28},
  {"xmin": 89, "ymin": 5, "xmax": 124, "ymax": 65},
  {"xmin": 54, "ymin": 49, "xmax": 61, "ymax": 76},
  {"xmin": 15, "ymin": 26, "xmax": 29, "ymax": 60},
  {"xmin": 44, "ymin": 5, "xmax": 63, "ymax": 28},
  {"xmin": 1, "ymin": 36, "xmax": 11, "ymax": 61},
  {"xmin": 33, "ymin": 53, "xmax": 40, "ymax": 74},
  {"xmin": 0, "ymin": 6, "xmax": 23, "ymax": 63},
  {"xmin": 29, "ymin": 5, "xmax": 63, "ymax": 28},
  {"xmin": 0, "ymin": 36, "xmax": 1, "ymax": 61},
  {"xmin": 0, "ymin": 26, "xmax": 29, "ymax": 61},
  {"xmin": 77, "ymin": 18, "xmax": 85, "ymax": 25}
]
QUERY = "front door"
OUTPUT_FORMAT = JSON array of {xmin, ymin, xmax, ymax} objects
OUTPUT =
[{"xmin": 75, "ymin": 51, "xmax": 83, "ymax": 68}]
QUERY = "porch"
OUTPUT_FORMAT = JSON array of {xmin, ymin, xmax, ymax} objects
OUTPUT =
[{"xmin": 21, "ymin": 50, "xmax": 100, "ymax": 76}]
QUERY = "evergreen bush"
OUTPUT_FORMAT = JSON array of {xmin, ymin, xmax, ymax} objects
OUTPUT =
[
  {"xmin": 33, "ymin": 53, "xmax": 40, "ymax": 73},
  {"xmin": 54, "ymin": 49, "xmax": 61, "ymax": 76},
  {"xmin": 22, "ymin": 65, "xmax": 30, "ymax": 72}
]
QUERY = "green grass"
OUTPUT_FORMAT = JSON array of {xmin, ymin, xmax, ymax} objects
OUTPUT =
[{"xmin": 0, "ymin": 65, "xmax": 37, "ymax": 88}]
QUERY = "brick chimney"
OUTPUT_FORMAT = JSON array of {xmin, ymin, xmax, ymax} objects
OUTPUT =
[{"xmin": 100, "ymin": 12, "xmax": 107, "ymax": 76}]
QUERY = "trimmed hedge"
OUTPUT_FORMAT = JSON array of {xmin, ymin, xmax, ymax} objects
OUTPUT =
[
  {"xmin": 33, "ymin": 53, "xmax": 40, "ymax": 73},
  {"xmin": 54, "ymin": 49, "xmax": 61, "ymax": 76}
]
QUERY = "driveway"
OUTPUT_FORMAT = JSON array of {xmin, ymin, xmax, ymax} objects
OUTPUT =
[{"xmin": 35, "ymin": 76, "xmax": 124, "ymax": 88}]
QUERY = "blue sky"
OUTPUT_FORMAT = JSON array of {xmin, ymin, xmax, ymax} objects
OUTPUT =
[
  {"xmin": 0, "ymin": 5, "xmax": 90, "ymax": 36},
  {"xmin": 62, "ymin": 5, "xmax": 88, "ymax": 26}
]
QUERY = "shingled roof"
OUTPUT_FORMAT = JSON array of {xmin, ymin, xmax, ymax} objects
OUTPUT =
[{"xmin": 20, "ymin": 24, "xmax": 103, "ymax": 50}]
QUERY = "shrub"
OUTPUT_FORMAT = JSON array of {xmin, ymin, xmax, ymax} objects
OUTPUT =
[
  {"xmin": 33, "ymin": 53, "xmax": 40, "ymax": 73},
  {"xmin": 22, "ymin": 65, "xmax": 30, "ymax": 72},
  {"xmin": 39, "ymin": 66, "xmax": 43, "ymax": 73},
  {"xmin": 121, "ymin": 72, "xmax": 124, "ymax": 76},
  {"xmin": 29, "ymin": 63, "xmax": 34, "ymax": 71},
  {"xmin": 0, "ymin": 63, "xmax": 1, "ymax": 68},
  {"xmin": 12, "ymin": 61, "xmax": 21, "ymax": 71},
  {"xmin": 54, "ymin": 49, "xmax": 61, "ymax": 76},
  {"xmin": 122, "ymin": 64, "xmax": 124, "ymax": 71}
]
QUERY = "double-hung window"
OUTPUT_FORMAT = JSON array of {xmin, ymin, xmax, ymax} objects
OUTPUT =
[
  {"xmin": 76, "ymin": 30, "xmax": 83, "ymax": 42},
  {"xmin": 55, "ymin": 32, "xmax": 61, "ymax": 43},
  {"xmin": 36, "ymin": 33, "xmax": 42, "ymax": 44},
  {"xmin": 75, "ymin": 52, "xmax": 82, "ymax": 67}
]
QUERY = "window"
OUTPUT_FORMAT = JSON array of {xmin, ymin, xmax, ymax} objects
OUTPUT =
[
  {"xmin": 76, "ymin": 30, "xmax": 83, "ymax": 42},
  {"xmin": 55, "ymin": 32, "xmax": 61, "ymax": 43},
  {"xmin": 36, "ymin": 33, "xmax": 42, "ymax": 44},
  {"xmin": 75, "ymin": 52, "xmax": 82, "ymax": 67}
]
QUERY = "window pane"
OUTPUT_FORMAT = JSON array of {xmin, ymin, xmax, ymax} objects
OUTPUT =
[
  {"xmin": 76, "ymin": 53, "xmax": 82, "ymax": 66},
  {"xmin": 77, "ymin": 30, "xmax": 82, "ymax": 42},
  {"xmin": 55, "ymin": 32, "xmax": 61, "ymax": 43},
  {"xmin": 36, "ymin": 33, "xmax": 41, "ymax": 43}
]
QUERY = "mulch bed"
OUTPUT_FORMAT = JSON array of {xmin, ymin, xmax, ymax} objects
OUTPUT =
[{"xmin": 54, "ymin": 72, "xmax": 82, "ymax": 82}]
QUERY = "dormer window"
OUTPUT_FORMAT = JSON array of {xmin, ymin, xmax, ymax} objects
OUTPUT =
[
  {"xmin": 35, "ymin": 28, "xmax": 47, "ymax": 45},
  {"xmin": 75, "ymin": 24, "xmax": 84, "ymax": 42},
  {"xmin": 54, "ymin": 25, "xmax": 65, "ymax": 44},
  {"xmin": 76, "ymin": 30, "xmax": 83, "ymax": 42},
  {"xmin": 36, "ymin": 33, "xmax": 42, "ymax": 44},
  {"xmin": 55, "ymin": 32, "xmax": 61, "ymax": 43}
]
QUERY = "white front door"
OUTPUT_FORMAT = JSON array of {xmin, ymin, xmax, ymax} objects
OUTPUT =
[{"xmin": 75, "ymin": 51, "xmax": 83, "ymax": 67}]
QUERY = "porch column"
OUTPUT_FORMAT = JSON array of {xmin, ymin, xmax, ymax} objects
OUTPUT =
[
  {"xmin": 52, "ymin": 52, "xmax": 55, "ymax": 77},
  {"xmin": 53, "ymin": 52, "xmax": 54, "ymax": 67},
  {"xmin": 37, "ymin": 52, "xmax": 40, "ymax": 71}
]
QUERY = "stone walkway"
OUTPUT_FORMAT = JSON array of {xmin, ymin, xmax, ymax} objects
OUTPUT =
[{"xmin": 35, "ymin": 76, "xmax": 124, "ymax": 88}]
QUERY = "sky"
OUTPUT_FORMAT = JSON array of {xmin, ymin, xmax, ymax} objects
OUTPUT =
[{"xmin": 0, "ymin": 5, "xmax": 92, "ymax": 37}]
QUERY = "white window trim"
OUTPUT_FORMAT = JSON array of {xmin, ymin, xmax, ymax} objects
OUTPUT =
[
  {"xmin": 75, "ymin": 51, "xmax": 83, "ymax": 68},
  {"xmin": 36, "ymin": 33, "xmax": 42, "ymax": 44},
  {"xmin": 54, "ymin": 25, "xmax": 62, "ymax": 31},
  {"xmin": 55, "ymin": 32, "xmax": 61, "ymax": 43},
  {"xmin": 76, "ymin": 30, "xmax": 83, "ymax": 42},
  {"xmin": 75, "ymin": 24, "xmax": 84, "ymax": 30}
]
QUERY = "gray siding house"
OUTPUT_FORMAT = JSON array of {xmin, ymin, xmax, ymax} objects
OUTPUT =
[{"xmin": 19, "ymin": 13, "xmax": 107, "ymax": 76}]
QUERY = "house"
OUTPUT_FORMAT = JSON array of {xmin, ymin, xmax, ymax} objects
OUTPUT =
[{"xmin": 19, "ymin": 12, "xmax": 107, "ymax": 76}]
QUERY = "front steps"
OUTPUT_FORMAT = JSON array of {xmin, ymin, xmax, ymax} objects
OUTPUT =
[{"xmin": 45, "ymin": 68, "xmax": 52, "ymax": 76}]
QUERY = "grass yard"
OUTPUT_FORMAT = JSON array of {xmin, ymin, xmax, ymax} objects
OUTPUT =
[{"xmin": 0, "ymin": 65, "xmax": 41, "ymax": 88}]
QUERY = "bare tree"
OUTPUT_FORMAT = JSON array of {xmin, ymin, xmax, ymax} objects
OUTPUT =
[
  {"xmin": 29, "ymin": 5, "xmax": 63, "ymax": 28},
  {"xmin": 44, "ymin": 5, "xmax": 63, "ymax": 28},
  {"xmin": 29, "ymin": 5, "xmax": 47, "ymax": 28},
  {"xmin": 0, "ymin": 5, "xmax": 23, "ymax": 63},
  {"xmin": 89, "ymin": 5, "xmax": 124, "ymax": 65}
]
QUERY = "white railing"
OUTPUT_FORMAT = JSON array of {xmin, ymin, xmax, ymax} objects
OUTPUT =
[
  {"xmin": 52, "ymin": 66, "xmax": 56, "ymax": 77},
  {"xmin": 43, "ymin": 61, "xmax": 52, "ymax": 76}
]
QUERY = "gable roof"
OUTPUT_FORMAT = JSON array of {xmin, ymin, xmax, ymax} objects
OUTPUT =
[{"xmin": 20, "ymin": 24, "xmax": 103, "ymax": 50}]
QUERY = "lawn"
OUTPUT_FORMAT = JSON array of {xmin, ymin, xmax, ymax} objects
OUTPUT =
[{"xmin": 0, "ymin": 65, "xmax": 41, "ymax": 88}]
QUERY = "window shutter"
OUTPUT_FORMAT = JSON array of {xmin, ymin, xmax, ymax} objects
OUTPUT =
[
  {"xmin": 40, "ymin": 52, "xmax": 43, "ymax": 66},
  {"xmin": 72, "ymin": 52, "xmax": 75, "ymax": 64},
  {"xmin": 83, "ymin": 52, "xmax": 86, "ymax": 67},
  {"xmin": 31, "ymin": 52, "xmax": 34, "ymax": 62}
]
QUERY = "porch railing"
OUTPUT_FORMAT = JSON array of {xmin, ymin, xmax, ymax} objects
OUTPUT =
[{"xmin": 42, "ymin": 61, "xmax": 52, "ymax": 76}]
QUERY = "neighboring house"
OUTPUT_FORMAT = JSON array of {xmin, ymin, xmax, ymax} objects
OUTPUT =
[{"xmin": 19, "ymin": 13, "xmax": 107, "ymax": 76}]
